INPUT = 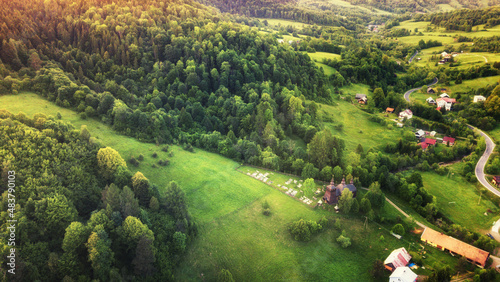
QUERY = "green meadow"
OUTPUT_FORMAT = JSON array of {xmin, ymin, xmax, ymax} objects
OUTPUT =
[
  {"xmin": 315, "ymin": 62, "xmax": 337, "ymax": 76},
  {"xmin": 304, "ymin": 51, "xmax": 342, "ymax": 62},
  {"xmin": 3, "ymin": 92, "xmax": 458, "ymax": 281},
  {"xmin": 418, "ymin": 171, "xmax": 499, "ymax": 232}
]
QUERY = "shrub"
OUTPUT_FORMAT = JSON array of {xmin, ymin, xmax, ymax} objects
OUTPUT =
[
  {"xmin": 391, "ymin": 223, "xmax": 405, "ymax": 235},
  {"xmin": 161, "ymin": 146, "xmax": 169, "ymax": 152},
  {"xmin": 138, "ymin": 154, "xmax": 144, "ymax": 161},
  {"xmin": 288, "ymin": 219, "xmax": 323, "ymax": 241},
  {"xmin": 129, "ymin": 156, "xmax": 140, "ymax": 167},
  {"xmin": 152, "ymin": 152, "xmax": 158, "ymax": 158},
  {"xmin": 158, "ymin": 159, "xmax": 170, "ymax": 166},
  {"xmin": 336, "ymin": 231, "xmax": 351, "ymax": 248},
  {"xmin": 183, "ymin": 143, "xmax": 194, "ymax": 152},
  {"xmin": 263, "ymin": 208, "xmax": 271, "ymax": 216}
]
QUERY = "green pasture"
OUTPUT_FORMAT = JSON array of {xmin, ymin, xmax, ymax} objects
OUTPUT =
[
  {"xmin": 315, "ymin": 62, "xmax": 337, "ymax": 76},
  {"xmin": 304, "ymin": 51, "xmax": 342, "ymax": 62},
  {"xmin": 339, "ymin": 83, "xmax": 370, "ymax": 96},
  {"xmin": 3, "ymin": 92, "xmax": 449, "ymax": 281},
  {"xmin": 258, "ymin": 18, "xmax": 314, "ymax": 29},
  {"xmin": 319, "ymin": 99, "xmax": 410, "ymax": 153},
  {"xmin": 489, "ymin": 125, "xmax": 500, "ymax": 144},
  {"xmin": 419, "ymin": 171, "xmax": 499, "ymax": 231}
]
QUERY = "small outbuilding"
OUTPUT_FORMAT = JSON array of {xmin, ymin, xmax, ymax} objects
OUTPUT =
[
  {"xmin": 384, "ymin": 247, "xmax": 412, "ymax": 272},
  {"xmin": 355, "ymin": 94, "xmax": 368, "ymax": 104},
  {"xmin": 493, "ymin": 176, "xmax": 500, "ymax": 187},
  {"xmin": 474, "ymin": 95, "xmax": 486, "ymax": 103},
  {"xmin": 386, "ymin": 107, "xmax": 395, "ymax": 113},
  {"xmin": 427, "ymin": 87, "xmax": 436, "ymax": 94},
  {"xmin": 443, "ymin": 136, "xmax": 455, "ymax": 146},
  {"xmin": 389, "ymin": 267, "xmax": 418, "ymax": 282},
  {"xmin": 426, "ymin": 97, "xmax": 436, "ymax": 104}
]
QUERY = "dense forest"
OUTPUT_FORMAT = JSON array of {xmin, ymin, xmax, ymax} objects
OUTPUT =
[
  {"xmin": 415, "ymin": 6, "xmax": 500, "ymax": 31},
  {"xmin": 0, "ymin": 110, "xmax": 194, "ymax": 280}
]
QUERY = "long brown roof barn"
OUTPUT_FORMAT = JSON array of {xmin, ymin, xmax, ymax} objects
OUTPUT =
[{"xmin": 421, "ymin": 228, "xmax": 489, "ymax": 267}]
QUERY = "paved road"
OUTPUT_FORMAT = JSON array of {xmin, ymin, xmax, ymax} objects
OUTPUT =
[
  {"xmin": 403, "ymin": 77, "xmax": 439, "ymax": 102},
  {"xmin": 467, "ymin": 125, "xmax": 499, "ymax": 196},
  {"xmin": 409, "ymin": 50, "xmax": 418, "ymax": 63}
]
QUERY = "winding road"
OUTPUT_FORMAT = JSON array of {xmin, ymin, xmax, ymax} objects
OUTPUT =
[
  {"xmin": 403, "ymin": 77, "xmax": 439, "ymax": 102},
  {"xmin": 408, "ymin": 50, "xmax": 419, "ymax": 63},
  {"xmin": 467, "ymin": 125, "xmax": 499, "ymax": 196}
]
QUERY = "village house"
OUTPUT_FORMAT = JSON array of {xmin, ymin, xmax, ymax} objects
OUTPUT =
[
  {"xmin": 493, "ymin": 176, "xmax": 500, "ymax": 187},
  {"xmin": 443, "ymin": 136, "xmax": 455, "ymax": 146},
  {"xmin": 427, "ymin": 87, "xmax": 436, "ymax": 94},
  {"xmin": 473, "ymin": 95, "xmax": 486, "ymax": 103},
  {"xmin": 323, "ymin": 178, "xmax": 357, "ymax": 205},
  {"xmin": 436, "ymin": 97, "xmax": 456, "ymax": 111},
  {"xmin": 399, "ymin": 109, "xmax": 413, "ymax": 120},
  {"xmin": 440, "ymin": 93, "xmax": 450, "ymax": 98},
  {"xmin": 420, "ymin": 138, "xmax": 437, "ymax": 150},
  {"xmin": 384, "ymin": 247, "xmax": 412, "ymax": 272},
  {"xmin": 430, "ymin": 131, "xmax": 437, "ymax": 137},
  {"xmin": 415, "ymin": 129, "xmax": 425, "ymax": 139},
  {"xmin": 355, "ymin": 94, "xmax": 368, "ymax": 104},
  {"xmin": 421, "ymin": 228, "xmax": 490, "ymax": 268},
  {"xmin": 426, "ymin": 97, "xmax": 436, "ymax": 104},
  {"xmin": 386, "ymin": 107, "xmax": 395, "ymax": 113},
  {"xmin": 389, "ymin": 267, "xmax": 418, "ymax": 282}
]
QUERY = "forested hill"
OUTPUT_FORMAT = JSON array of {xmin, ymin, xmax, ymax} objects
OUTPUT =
[
  {"xmin": 0, "ymin": 110, "xmax": 195, "ymax": 280},
  {"xmin": 345, "ymin": 0, "xmax": 500, "ymax": 13},
  {"xmin": 414, "ymin": 6, "xmax": 500, "ymax": 31}
]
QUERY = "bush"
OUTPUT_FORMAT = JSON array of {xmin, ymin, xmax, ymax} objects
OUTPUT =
[
  {"xmin": 336, "ymin": 231, "xmax": 351, "ymax": 248},
  {"xmin": 391, "ymin": 223, "xmax": 405, "ymax": 235},
  {"xmin": 138, "ymin": 154, "xmax": 144, "ymax": 161},
  {"xmin": 262, "ymin": 208, "xmax": 271, "ymax": 216},
  {"xmin": 129, "ymin": 156, "xmax": 140, "ymax": 167},
  {"xmin": 183, "ymin": 143, "xmax": 194, "ymax": 152},
  {"xmin": 152, "ymin": 152, "xmax": 158, "ymax": 158},
  {"xmin": 158, "ymin": 159, "xmax": 170, "ymax": 166},
  {"xmin": 288, "ymin": 219, "xmax": 323, "ymax": 241},
  {"xmin": 161, "ymin": 146, "xmax": 169, "ymax": 152}
]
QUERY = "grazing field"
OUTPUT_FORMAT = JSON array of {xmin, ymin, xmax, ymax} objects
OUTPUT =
[
  {"xmin": 418, "ymin": 171, "xmax": 499, "ymax": 231},
  {"xmin": 489, "ymin": 125, "xmax": 500, "ymax": 144},
  {"xmin": 304, "ymin": 51, "xmax": 342, "ymax": 62},
  {"xmin": 315, "ymin": 62, "xmax": 337, "ymax": 76},
  {"xmin": 319, "ymin": 99, "xmax": 410, "ymax": 153},
  {"xmin": 258, "ymin": 18, "xmax": 314, "ymax": 29},
  {"xmin": 3, "ymin": 92, "xmax": 457, "ymax": 281}
]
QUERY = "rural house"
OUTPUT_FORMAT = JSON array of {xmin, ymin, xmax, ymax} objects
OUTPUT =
[
  {"xmin": 386, "ymin": 107, "xmax": 395, "ymax": 113},
  {"xmin": 493, "ymin": 176, "xmax": 500, "ymax": 187},
  {"xmin": 399, "ymin": 109, "xmax": 413, "ymax": 120},
  {"xmin": 474, "ymin": 95, "xmax": 486, "ymax": 103},
  {"xmin": 419, "ymin": 138, "xmax": 436, "ymax": 150},
  {"xmin": 389, "ymin": 267, "xmax": 418, "ymax": 282},
  {"xmin": 421, "ymin": 228, "xmax": 490, "ymax": 268},
  {"xmin": 415, "ymin": 129, "xmax": 425, "ymax": 139},
  {"xmin": 384, "ymin": 247, "xmax": 412, "ymax": 272},
  {"xmin": 436, "ymin": 97, "xmax": 456, "ymax": 111},
  {"xmin": 426, "ymin": 97, "xmax": 436, "ymax": 104},
  {"xmin": 440, "ymin": 93, "xmax": 450, "ymax": 98},
  {"xmin": 427, "ymin": 87, "xmax": 436, "ymax": 94},
  {"xmin": 355, "ymin": 94, "xmax": 368, "ymax": 104},
  {"xmin": 323, "ymin": 178, "xmax": 357, "ymax": 205},
  {"xmin": 443, "ymin": 136, "xmax": 455, "ymax": 146}
]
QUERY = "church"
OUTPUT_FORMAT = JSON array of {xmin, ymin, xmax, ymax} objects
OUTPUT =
[{"xmin": 323, "ymin": 178, "xmax": 357, "ymax": 205}]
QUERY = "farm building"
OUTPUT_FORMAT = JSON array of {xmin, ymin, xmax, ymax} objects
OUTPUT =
[
  {"xmin": 355, "ymin": 94, "xmax": 368, "ymax": 104},
  {"xmin": 323, "ymin": 178, "xmax": 357, "ymax": 205},
  {"xmin": 399, "ymin": 109, "xmax": 413, "ymax": 120},
  {"xmin": 389, "ymin": 267, "xmax": 418, "ymax": 282},
  {"xmin": 415, "ymin": 129, "xmax": 425, "ymax": 139},
  {"xmin": 384, "ymin": 247, "xmax": 412, "ymax": 272},
  {"xmin": 386, "ymin": 107, "xmax": 395, "ymax": 113},
  {"xmin": 443, "ymin": 136, "xmax": 455, "ymax": 146},
  {"xmin": 421, "ymin": 228, "xmax": 490, "ymax": 267},
  {"xmin": 427, "ymin": 87, "xmax": 436, "ymax": 94},
  {"xmin": 436, "ymin": 98, "xmax": 456, "ymax": 111},
  {"xmin": 426, "ymin": 97, "xmax": 436, "ymax": 104},
  {"xmin": 493, "ymin": 176, "xmax": 500, "ymax": 187},
  {"xmin": 439, "ymin": 93, "xmax": 450, "ymax": 98},
  {"xmin": 474, "ymin": 95, "xmax": 486, "ymax": 103},
  {"xmin": 419, "ymin": 138, "xmax": 436, "ymax": 150}
]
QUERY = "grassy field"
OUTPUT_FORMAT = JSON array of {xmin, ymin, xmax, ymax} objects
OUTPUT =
[
  {"xmin": 258, "ymin": 18, "xmax": 314, "ymax": 29},
  {"xmin": 315, "ymin": 62, "xmax": 337, "ymax": 76},
  {"xmin": 319, "ymin": 99, "xmax": 410, "ymax": 153},
  {"xmin": 489, "ymin": 125, "xmax": 500, "ymax": 144},
  {"xmin": 3, "ymin": 92, "xmax": 457, "ymax": 281},
  {"xmin": 418, "ymin": 171, "xmax": 499, "ymax": 232},
  {"xmin": 304, "ymin": 51, "xmax": 342, "ymax": 62}
]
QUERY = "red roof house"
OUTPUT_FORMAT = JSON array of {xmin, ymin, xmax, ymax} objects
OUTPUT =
[
  {"xmin": 493, "ymin": 176, "xmax": 500, "ymax": 187},
  {"xmin": 419, "ymin": 138, "xmax": 436, "ymax": 150},
  {"xmin": 384, "ymin": 247, "xmax": 412, "ymax": 271},
  {"xmin": 443, "ymin": 136, "xmax": 455, "ymax": 146}
]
